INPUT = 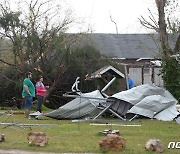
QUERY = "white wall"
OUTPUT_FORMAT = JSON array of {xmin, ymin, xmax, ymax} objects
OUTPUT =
[{"xmin": 129, "ymin": 67, "xmax": 163, "ymax": 87}]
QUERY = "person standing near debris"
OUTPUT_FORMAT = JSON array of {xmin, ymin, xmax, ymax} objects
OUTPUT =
[
  {"xmin": 22, "ymin": 71, "xmax": 35, "ymax": 118},
  {"xmin": 35, "ymin": 75, "xmax": 48, "ymax": 113},
  {"xmin": 128, "ymin": 74, "xmax": 135, "ymax": 89}
]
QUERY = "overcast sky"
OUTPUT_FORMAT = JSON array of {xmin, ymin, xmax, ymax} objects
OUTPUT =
[
  {"xmin": 66, "ymin": 0, "xmax": 158, "ymax": 34},
  {"xmin": 8, "ymin": 0, "xmax": 180, "ymax": 34}
]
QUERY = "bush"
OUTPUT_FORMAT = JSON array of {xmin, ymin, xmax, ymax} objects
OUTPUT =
[{"xmin": 161, "ymin": 58, "xmax": 180, "ymax": 102}]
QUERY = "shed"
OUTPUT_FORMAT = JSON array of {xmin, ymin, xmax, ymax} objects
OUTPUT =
[
  {"xmin": 90, "ymin": 65, "xmax": 125, "ymax": 79},
  {"xmin": 89, "ymin": 65, "xmax": 125, "ymax": 95}
]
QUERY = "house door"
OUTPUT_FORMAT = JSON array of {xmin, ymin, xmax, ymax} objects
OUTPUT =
[{"xmin": 143, "ymin": 68, "xmax": 152, "ymax": 84}]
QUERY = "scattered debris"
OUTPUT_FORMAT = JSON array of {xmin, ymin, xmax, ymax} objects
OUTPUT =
[
  {"xmin": 99, "ymin": 134, "xmax": 126, "ymax": 151},
  {"xmin": 28, "ymin": 132, "xmax": 48, "ymax": 147},
  {"xmin": 0, "ymin": 134, "xmax": 5, "ymax": 142},
  {"xmin": 145, "ymin": 139, "xmax": 164, "ymax": 153},
  {"xmin": 99, "ymin": 129, "xmax": 119, "ymax": 136},
  {"xmin": 72, "ymin": 118, "xmax": 125, "ymax": 123},
  {"xmin": 29, "ymin": 111, "xmax": 43, "ymax": 120},
  {"xmin": 45, "ymin": 90, "xmax": 105, "ymax": 119},
  {"xmin": 0, "ymin": 112, "xmax": 6, "ymax": 116},
  {"xmin": 90, "ymin": 123, "xmax": 141, "ymax": 127},
  {"xmin": 46, "ymin": 83, "xmax": 179, "ymax": 122},
  {"xmin": 0, "ymin": 122, "xmax": 57, "ymax": 127},
  {"xmin": 0, "ymin": 111, "xmax": 24, "ymax": 116},
  {"xmin": 111, "ymin": 84, "xmax": 179, "ymax": 121},
  {"xmin": 10, "ymin": 111, "xmax": 24, "ymax": 115}
]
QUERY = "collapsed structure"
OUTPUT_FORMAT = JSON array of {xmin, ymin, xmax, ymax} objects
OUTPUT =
[
  {"xmin": 45, "ymin": 90, "xmax": 104, "ymax": 119},
  {"xmin": 43, "ymin": 65, "xmax": 180, "ymax": 122},
  {"xmin": 45, "ymin": 84, "xmax": 179, "ymax": 121},
  {"xmin": 109, "ymin": 84, "xmax": 179, "ymax": 121}
]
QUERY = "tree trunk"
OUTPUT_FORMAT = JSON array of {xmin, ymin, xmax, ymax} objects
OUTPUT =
[
  {"xmin": 156, "ymin": 0, "xmax": 172, "ymax": 58},
  {"xmin": 174, "ymin": 34, "xmax": 180, "ymax": 52}
]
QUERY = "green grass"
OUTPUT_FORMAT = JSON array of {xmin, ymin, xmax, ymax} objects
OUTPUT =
[{"xmin": 0, "ymin": 110, "xmax": 179, "ymax": 154}]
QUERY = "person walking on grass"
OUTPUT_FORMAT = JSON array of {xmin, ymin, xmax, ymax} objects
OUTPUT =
[
  {"xmin": 35, "ymin": 75, "xmax": 48, "ymax": 113},
  {"xmin": 22, "ymin": 71, "xmax": 35, "ymax": 118}
]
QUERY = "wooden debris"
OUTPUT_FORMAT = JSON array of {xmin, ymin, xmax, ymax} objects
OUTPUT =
[
  {"xmin": 99, "ymin": 129, "xmax": 119, "ymax": 136},
  {"xmin": 28, "ymin": 132, "xmax": 48, "ymax": 147},
  {"xmin": 145, "ymin": 139, "xmax": 164, "ymax": 153},
  {"xmin": 0, "ymin": 134, "xmax": 5, "ymax": 142},
  {"xmin": 99, "ymin": 134, "xmax": 126, "ymax": 151}
]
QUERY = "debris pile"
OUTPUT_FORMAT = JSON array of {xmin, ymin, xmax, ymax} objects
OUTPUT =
[{"xmin": 99, "ymin": 129, "xmax": 119, "ymax": 135}]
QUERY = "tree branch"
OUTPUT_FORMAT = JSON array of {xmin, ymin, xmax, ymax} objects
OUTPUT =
[
  {"xmin": 138, "ymin": 16, "xmax": 159, "ymax": 32},
  {"xmin": 0, "ymin": 59, "xmax": 16, "ymax": 66}
]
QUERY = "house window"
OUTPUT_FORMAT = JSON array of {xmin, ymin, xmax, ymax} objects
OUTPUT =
[{"xmin": 144, "ymin": 68, "xmax": 150, "ymax": 75}]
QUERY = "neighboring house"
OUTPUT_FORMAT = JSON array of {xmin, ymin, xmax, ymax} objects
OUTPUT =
[{"xmin": 73, "ymin": 33, "xmax": 177, "ymax": 87}]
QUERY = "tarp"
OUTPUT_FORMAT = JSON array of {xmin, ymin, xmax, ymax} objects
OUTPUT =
[
  {"xmin": 111, "ymin": 84, "xmax": 179, "ymax": 121},
  {"xmin": 45, "ymin": 90, "xmax": 105, "ymax": 119}
]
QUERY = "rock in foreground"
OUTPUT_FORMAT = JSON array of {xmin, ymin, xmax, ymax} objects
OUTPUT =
[
  {"xmin": 99, "ymin": 134, "xmax": 126, "ymax": 151},
  {"xmin": 28, "ymin": 132, "xmax": 48, "ymax": 147}
]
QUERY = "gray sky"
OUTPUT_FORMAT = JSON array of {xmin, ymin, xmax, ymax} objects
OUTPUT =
[
  {"xmin": 66, "ymin": 0, "xmax": 157, "ymax": 33},
  {"xmin": 8, "ymin": 0, "xmax": 180, "ymax": 34}
]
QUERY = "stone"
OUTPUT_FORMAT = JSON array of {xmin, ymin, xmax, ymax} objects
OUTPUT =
[
  {"xmin": 145, "ymin": 139, "xmax": 164, "ymax": 153},
  {"xmin": 99, "ymin": 134, "xmax": 126, "ymax": 151},
  {"xmin": 0, "ymin": 134, "xmax": 5, "ymax": 142},
  {"xmin": 28, "ymin": 132, "xmax": 48, "ymax": 147}
]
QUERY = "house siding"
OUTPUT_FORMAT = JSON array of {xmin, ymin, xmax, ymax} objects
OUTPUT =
[{"xmin": 129, "ymin": 67, "xmax": 163, "ymax": 87}]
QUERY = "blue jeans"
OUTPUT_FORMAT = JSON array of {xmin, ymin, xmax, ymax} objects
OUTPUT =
[{"xmin": 24, "ymin": 96, "xmax": 33, "ymax": 109}]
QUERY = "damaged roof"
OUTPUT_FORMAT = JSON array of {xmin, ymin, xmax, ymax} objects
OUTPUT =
[{"xmin": 90, "ymin": 65, "xmax": 125, "ymax": 79}]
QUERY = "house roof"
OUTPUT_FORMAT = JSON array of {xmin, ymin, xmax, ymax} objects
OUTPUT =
[
  {"xmin": 75, "ymin": 33, "xmax": 177, "ymax": 59},
  {"xmin": 90, "ymin": 65, "xmax": 125, "ymax": 79}
]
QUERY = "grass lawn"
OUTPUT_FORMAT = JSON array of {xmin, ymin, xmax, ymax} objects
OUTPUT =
[{"xmin": 0, "ymin": 109, "xmax": 179, "ymax": 154}]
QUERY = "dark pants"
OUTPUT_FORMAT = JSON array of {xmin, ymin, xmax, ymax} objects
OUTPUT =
[{"xmin": 36, "ymin": 95, "xmax": 44, "ymax": 113}]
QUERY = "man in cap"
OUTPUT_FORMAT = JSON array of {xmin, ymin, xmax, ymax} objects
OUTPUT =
[{"xmin": 22, "ymin": 71, "xmax": 35, "ymax": 118}]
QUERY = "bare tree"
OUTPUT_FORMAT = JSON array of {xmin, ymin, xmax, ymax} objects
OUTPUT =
[
  {"xmin": 0, "ymin": 0, "xmax": 76, "ymax": 106},
  {"xmin": 139, "ymin": 0, "xmax": 179, "ymax": 57},
  {"xmin": 0, "ymin": 0, "xmax": 109, "ymax": 107},
  {"xmin": 139, "ymin": 0, "xmax": 180, "ymax": 100}
]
